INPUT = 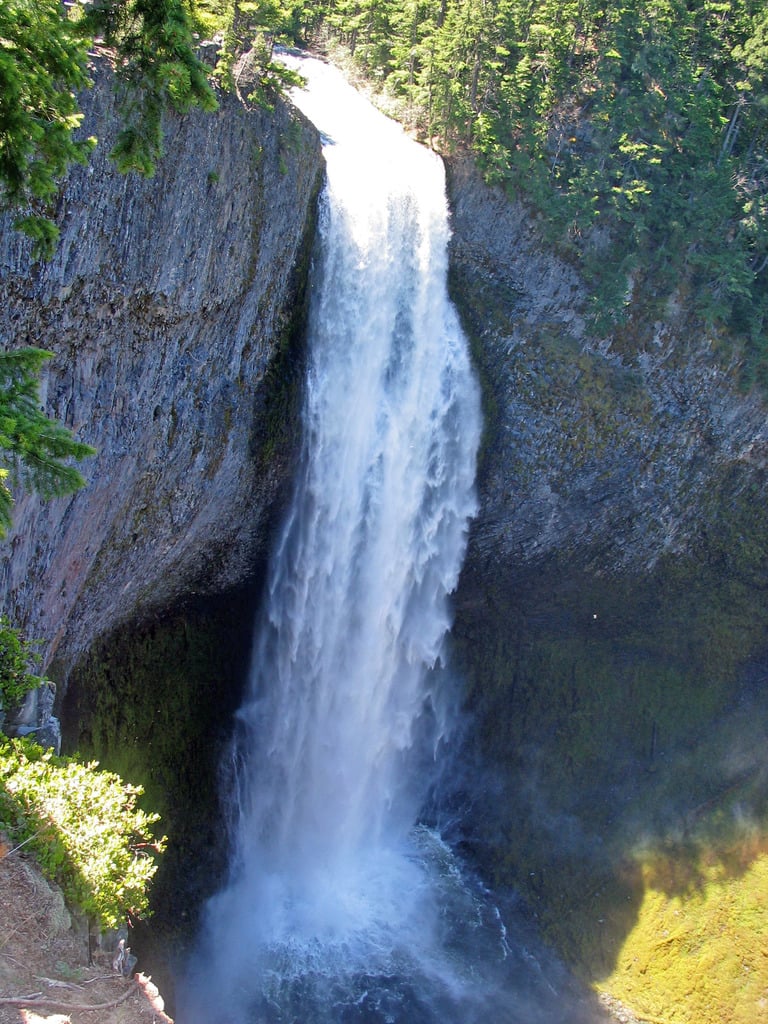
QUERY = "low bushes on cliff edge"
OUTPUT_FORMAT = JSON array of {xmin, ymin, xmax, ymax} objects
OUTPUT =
[
  {"xmin": 0, "ymin": 615, "xmax": 44, "ymax": 711},
  {"xmin": 0, "ymin": 736, "xmax": 166, "ymax": 930}
]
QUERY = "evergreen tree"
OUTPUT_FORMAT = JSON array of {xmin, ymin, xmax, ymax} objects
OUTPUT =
[
  {"xmin": 0, "ymin": 349, "xmax": 95, "ymax": 538},
  {"xmin": 0, "ymin": 0, "xmax": 96, "ymax": 258},
  {"xmin": 0, "ymin": 0, "xmax": 218, "ymax": 256},
  {"xmin": 316, "ymin": 0, "xmax": 768, "ymax": 364},
  {"xmin": 208, "ymin": 0, "xmax": 305, "ymax": 104},
  {"xmin": 81, "ymin": 0, "xmax": 219, "ymax": 176}
]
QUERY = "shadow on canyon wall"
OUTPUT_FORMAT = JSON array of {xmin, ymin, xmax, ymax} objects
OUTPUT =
[
  {"xmin": 52, "ymin": 320, "xmax": 768, "ymax": 1020},
  {"xmin": 450, "ymin": 530, "xmax": 768, "ymax": 987},
  {"xmin": 58, "ymin": 516, "xmax": 768, "ymax": 1015},
  {"xmin": 59, "ymin": 578, "xmax": 265, "ymax": 1006}
]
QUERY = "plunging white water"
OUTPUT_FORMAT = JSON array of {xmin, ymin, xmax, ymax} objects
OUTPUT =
[
  {"xmin": 181, "ymin": 56, "xmax": 603, "ymax": 1024},
  {"xmin": 236, "ymin": 56, "xmax": 481, "ymax": 879},
  {"xmin": 243, "ymin": 49, "xmax": 475, "ymax": 937},
  {"xmin": 182, "ymin": 54, "xmax": 480, "ymax": 1015}
]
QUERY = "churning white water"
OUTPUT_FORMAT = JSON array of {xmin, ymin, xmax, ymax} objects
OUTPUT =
[
  {"xmin": 234, "ymin": 57, "xmax": 482, "ymax": 885},
  {"xmin": 181, "ymin": 55, "xmax": 605, "ymax": 1024}
]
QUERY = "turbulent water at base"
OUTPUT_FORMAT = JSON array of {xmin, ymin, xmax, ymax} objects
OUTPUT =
[{"xmin": 180, "ymin": 55, "xmax": 604, "ymax": 1024}]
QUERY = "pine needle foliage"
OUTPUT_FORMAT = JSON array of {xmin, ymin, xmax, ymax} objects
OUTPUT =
[
  {"xmin": 0, "ymin": 348, "xmax": 96, "ymax": 538},
  {"xmin": 0, "ymin": 0, "xmax": 96, "ymax": 258},
  {"xmin": 310, "ymin": 0, "xmax": 768, "ymax": 376},
  {"xmin": 81, "ymin": 0, "xmax": 218, "ymax": 175},
  {"xmin": 201, "ymin": 0, "xmax": 306, "ymax": 107},
  {"xmin": 0, "ymin": 0, "xmax": 218, "ymax": 253},
  {"xmin": 0, "ymin": 616, "xmax": 42, "ymax": 710}
]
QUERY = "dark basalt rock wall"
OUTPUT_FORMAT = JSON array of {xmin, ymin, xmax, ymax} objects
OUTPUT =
[
  {"xmin": 445, "ymin": 153, "xmax": 768, "ymax": 577},
  {"xmin": 0, "ymin": 60, "xmax": 325, "ymax": 998},
  {"xmin": 2, "ymin": 65, "xmax": 767, "ymax": 1004},
  {"xmin": 0, "ymin": 60, "xmax": 324, "ymax": 680},
  {"xmin": 443, "ymin": 152, "xmax": 768, "ymax": 980}
]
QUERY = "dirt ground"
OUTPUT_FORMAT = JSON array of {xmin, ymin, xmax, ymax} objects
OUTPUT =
[{"xmin": 0, "ymin": 851, "xmax": 173, "ymax": 1024}]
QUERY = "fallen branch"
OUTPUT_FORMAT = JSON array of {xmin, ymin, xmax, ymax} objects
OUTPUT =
[
  {"xmin": 35, "ymin": 975, "xmax": 85, "ymax": 990},
  {"xmin": 0, "ymin": 978, "xmax": 136, "ymax": 1011},
  {"xmin": 0, "ymin": 830, "xmax": 44, "ymax": 859},
  {"xmin": 135, "ymin": 972, "xmax": 174, "ymax": 1023}
]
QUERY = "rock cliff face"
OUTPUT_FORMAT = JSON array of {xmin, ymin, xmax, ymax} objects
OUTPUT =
[
  {"xmin": 445, "ymin": 154, "xmax": 768, "ymax": 578},
  {"xmin": 0, "ymin": 60, "xmax": 323, "ymax": 677},
  {"xmin": 2, "ymin": 64, "xmax": 766, "ymax": 1015},
  {"xmin": 443, "ymin": 153, "xmax": 768, "ymax": 1009}
]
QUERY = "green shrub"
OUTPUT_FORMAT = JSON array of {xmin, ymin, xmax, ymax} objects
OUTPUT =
[
  {"xmin": 0, "ymin": 617, "xmax": 43, "ymax": 711},
  {"xmin": 0, "ymin": 737, "xmax": 165, "ymax": 928}
]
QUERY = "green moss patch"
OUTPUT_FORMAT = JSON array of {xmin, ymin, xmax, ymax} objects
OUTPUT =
[
  {"xmin": 452, "ymin": 473, "xmax": 768, "ymax": 1020},
  {"xmin": 59, "ymin": 583, "xmax": 259, "ymax": 925},
  {"xmin": 599, "ymin": 845, "xmax": 768, "ymax": 1024}
]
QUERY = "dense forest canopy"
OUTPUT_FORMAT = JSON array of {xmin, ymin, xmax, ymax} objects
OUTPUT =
[
  {"xmin": 298, "ymin": 0, "xmax": 768, "ymax": 376},
  {"xmin": 2, "ymin": 0, "xmax": 767, "ymax": 366}
]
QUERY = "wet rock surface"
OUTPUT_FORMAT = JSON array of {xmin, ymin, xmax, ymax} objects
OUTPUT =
[{"xmin": 443, "ymin": 153, "xmax": 768, "ymax": 1021}]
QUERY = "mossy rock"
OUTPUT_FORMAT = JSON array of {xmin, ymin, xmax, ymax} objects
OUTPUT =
[
  {"xmin": 59, "ymin": 581, "xmax": 260, "ymax": 927},
  {"xmin": 451, "ymin": 483, "xmax": 768, "ymax": 1021}
]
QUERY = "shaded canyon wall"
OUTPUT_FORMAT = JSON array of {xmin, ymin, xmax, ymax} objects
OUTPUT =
[
  {"xmin": 1, "ymin": 64, "xmax": 767, "ymax": 1013},
  {"xmin": 0, "ymin": 63, "xmax": 324, "ymax": 942}
]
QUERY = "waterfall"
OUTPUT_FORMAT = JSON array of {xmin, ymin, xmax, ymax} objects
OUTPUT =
[
  {"xmin": 181, "ymin": 54, "xmax": 604, "ymax": 1024},
  {"xmin": 228, "ymin": 58, "xmax": 481, "ymax": 886}
]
